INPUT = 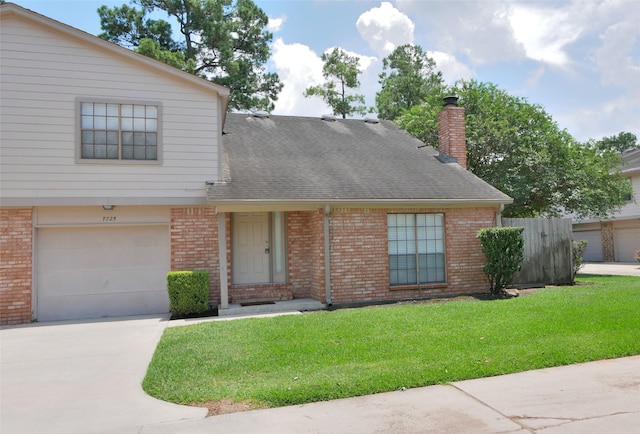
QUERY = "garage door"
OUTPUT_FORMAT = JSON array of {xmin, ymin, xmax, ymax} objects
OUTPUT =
[
  {"xmin": 614, "ymin": 227, "xmax": 640, "ymax": 262},
  {"xmin": 574, "ymin": 230, "xmax": 603, "ymax": 262},
  {"xmin": 37, "ymin": 225, "xmax": 170, "ymax": 321}
]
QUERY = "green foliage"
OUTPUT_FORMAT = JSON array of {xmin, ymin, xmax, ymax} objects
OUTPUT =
[
  {"xmin": 634, "ymin": 249, "xmax": 640, "ymax": 263},
  {"xmin": 167, "ymin": 270, "xmax": 209, "ymax": 316},
  {"xmin": 397, "ymin": 80, "xmax": 632, "ymax": 219},
  {"xmin": 143, "ymin": 276, "xmax": 640, "ymax": 407},
  {"xmin": 97, "ymin": 0, "xmax": 282, "ymax": 111},
  {"xmin": 375, "ymin": 44, "xmax": 445, "ymax": 121},
  {"xmin": 304, "ymin": 47, "xmax": 368, "ymax": 119},
  {"xmin": 477, "ymin": 227, "xmax": 524, "ymax": 296},
  {"xmin": 572, "ymin": 240, "xmax": 588, "ymax": 282},
  {"xmin": 588, "ymin": 131, "xmax": 639, "ymax": 154}
]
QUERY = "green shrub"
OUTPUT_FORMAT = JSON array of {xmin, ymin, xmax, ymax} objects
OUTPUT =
[
  {"xmin": 477, "ymin": 227, "xmax": 525, "ymax": 297},
  {"xmin": 167, "ymin": 270, "xmax": 209, "ymax": 316},
  {"xmin": 572, "ymin": 240, "xmax": 588, "ymax": 282}
]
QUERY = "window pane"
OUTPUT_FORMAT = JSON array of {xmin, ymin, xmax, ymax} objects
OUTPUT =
[
  {"xmin": 94, "ymin": 131, "xmax": 107, "ymax": 145},
  {"xmin": 82, "ymin": 144, "xmax": 93, "ymax": 158},
  {"xmin": 107, "ymin": 116, "xmax": 119, "ymax": 130},
  {"xmin": 81, "ymin": 130, "xmax": 93, "ymax": 144},
  {"xmin": 134, "ymin": 105, "xmax": 146, "ymax": 117},
  {"xmin": 107, "ymin": 131, "xmax": 119, "ymax": 145},
  {"xmin": 94, "ymin": 144, "xmax": 107, "ymax": 159},
  {"xmin": 81, "ymin": 115, "xmax": 93, "ymax": 129},
  {"xmin": 122, "ymin": 145, "xmax": 133, "ymax": 159},
  {"xmin": 146, "ymin": 146, "xmax": 157, "ymax": 160},
  {"xmin": 146, "ymin": 105, "xmax": 157, "ymax": 118},
  {"xmin": 81, "ymin": 103, "xmax": 93, "ymax": 115},
  {"xmin": 106, "ymin": 104, "xmax": 119, "ymax": 116},
  {"xmin": 121, "ymin": 104, "xmax": 133, "ymax": 117},
  {"xmin": 122, "ymin": 132, "xmax": 133, "ymax": 145},
  {"xmin": 133, "ymin": 145, "xmax": 146, "ymax": 159},
  {"xmin": 106, "ymin": 144, "xmax": 118, "ymax": 159},
  {"xmin": 145, "ymin": 132, "xmax": 156, "ymax": 146},
  {"xmin": 93, "ymin": 103, "xmax": 106, "ymax": 116},
  {"xmin": 133, "ymin": 132, "xmax": 144, "ymax": 146},
  {"xmin": 94, "ymin": 116, "xmax": 106, "ymax": 130},
  {"xmin": 121, "ymin": 118, "xmax": 133, "ymax": 130},
  {"xmin": 146, "ymin": 118, "xmax": 157, "ymax": 131},
  {"xmin": 133, "ymin": 118, "xmax": 145, "ymax": 131}
]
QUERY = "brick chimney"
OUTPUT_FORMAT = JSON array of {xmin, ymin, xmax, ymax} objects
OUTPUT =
[{"xmin": 437, "ymin": 96, "xmax": 466, "ymax": 169}]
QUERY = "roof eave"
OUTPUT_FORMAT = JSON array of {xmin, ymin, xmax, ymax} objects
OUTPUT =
[{"xmin": 208, "ymin": 198, "xmax": 514, "ymax": 212}]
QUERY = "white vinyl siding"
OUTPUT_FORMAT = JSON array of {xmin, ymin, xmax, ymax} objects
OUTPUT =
[{"xmin": 0, "ymin": 15, "xmax": 222, "ymax": 204}]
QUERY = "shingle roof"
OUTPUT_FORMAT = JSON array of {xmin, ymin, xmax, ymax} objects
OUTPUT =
[
  {"xmin": 621, "ymin": 149, "xmax": 640, "ymax": 175},
  {"xmin": 207, "ymin": 113, "xmax": 512, "ymax": 205}
]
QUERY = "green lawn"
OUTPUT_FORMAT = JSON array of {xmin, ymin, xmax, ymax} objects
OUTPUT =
[{"xmin": 143, "ymin": 275, "xmax": 640, "ymax": 409}]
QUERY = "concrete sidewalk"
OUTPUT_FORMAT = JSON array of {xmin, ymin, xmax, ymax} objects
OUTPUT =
[{"xmin": 141, "ymin": 356, "xmax": 640, "ymax": 433}]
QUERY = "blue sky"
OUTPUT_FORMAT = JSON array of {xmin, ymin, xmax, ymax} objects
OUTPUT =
[{"xmin": 15, "ymin": 0, "xmax": 640, "ymax": 143}]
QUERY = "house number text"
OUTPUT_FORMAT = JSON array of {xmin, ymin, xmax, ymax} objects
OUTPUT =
[{"xmin": 102, "ymin": 216, "xmax": 117, "ymax": 222}]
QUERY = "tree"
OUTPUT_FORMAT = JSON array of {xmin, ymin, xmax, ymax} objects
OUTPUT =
[
  {"xmin": 397, "ymin": 80, "xmax": 632, "ymax": 220},
  {"xmin": 588, "ymin": 131, "xmax": 639, "ymax": 154},
  {"xmin": 98, "ymin": 0, "xmax": 282, "ymax": 112},
  {"xmin": 375, "ymin": 44, "xmax": 445, "ymax": 121},
  {"xmin": 304, "ymin": 48, "xmax": 368, "ymax": 119}
]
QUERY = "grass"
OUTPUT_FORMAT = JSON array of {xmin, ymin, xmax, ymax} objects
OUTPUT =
[{"xmin": 142, "ymin": 275, "xmax": 640, "ymax": 409}]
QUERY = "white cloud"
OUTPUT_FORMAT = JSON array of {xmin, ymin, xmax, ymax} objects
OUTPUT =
[
  {"xmin": 508, "ymin": 4, "xmax": 583, "ymax": 67},
  {"xmin": 267, "ymin": 15, "xmax": 285, "ymax": 33},
  {"xmin": 428, "ymin": 51, "xmax": 474, "ymax": 84},
  {"xmin": 356, "ymin": 2, "xmax": 414, "ymax": 57},
  {"xmin": 396, "ymin": 0, "xmax": 523, "ymax": 64},
  {"xmin": 269, "ymin": 38, "xmax": 330, "ymax": 116},
  {"xmin": 593, "ymin": 20, "xmax": 640, "ymax": 97}
]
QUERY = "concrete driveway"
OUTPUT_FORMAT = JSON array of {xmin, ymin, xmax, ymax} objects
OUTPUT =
[
  {"xmin": 580, "ymin": 262, "xmax": 640, "ymax": 277},
  {"xmin": 2, "ymin": 312, "xmax": 639, "ymax": 433},
  {"xmin": 0, "ymin": 315, "xmax": 206, "ymax": 434}
]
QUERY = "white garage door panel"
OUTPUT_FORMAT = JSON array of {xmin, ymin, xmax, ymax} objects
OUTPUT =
[
  {"xmin": 37, "ymin": 226, "xmax": 170, "ymax": 321},
  {"xmin": 614, "ymin": 228, "xmax": 640, "ymax": 262},
  {"xmin": 574, "ymin": 230, "xmax": 603, "ymax": 262}
]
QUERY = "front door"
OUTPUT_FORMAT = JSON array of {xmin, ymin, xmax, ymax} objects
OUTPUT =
[{"xmin": 232, "ymin": 212, "xmax": 270, "ymax": 284}]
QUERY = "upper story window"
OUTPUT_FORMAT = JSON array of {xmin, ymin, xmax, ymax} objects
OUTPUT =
[{"xmin": 79, "ymin": 101, "xmax": 159, "ymax": 161}]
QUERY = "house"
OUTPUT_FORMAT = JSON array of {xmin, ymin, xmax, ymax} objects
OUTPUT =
[
  {"xmin": 0, "ymin": 3, "xmax": 229, "ymax": 324},
  {"xmin": 0, "ymin": 3, "xmax": 512, "ymax": 326},
  {"xmin": 572, "ymin": 149, "xmax": 640, "ymax": 262}
]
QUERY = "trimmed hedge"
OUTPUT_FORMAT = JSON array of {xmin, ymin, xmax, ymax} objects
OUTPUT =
[
  {"xmin": 477, "ymin": 227, "xmax": 525, "ymax": 297},
  {"xmin": 167, "ymin": 270, "xmax": 209, "ymax": 316}
]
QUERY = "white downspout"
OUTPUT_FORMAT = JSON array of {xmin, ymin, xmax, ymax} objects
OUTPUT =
[
  {"xmin": 495, "ymin": 204, "xmax": 505, "ymax": 228},
  {"xmin": 324, "ymin": 204, "xmax": 332, "ymax": 306}
]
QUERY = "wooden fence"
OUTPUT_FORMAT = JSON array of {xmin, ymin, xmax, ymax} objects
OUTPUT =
[{"xmin": 502, "ymin": 218, "xmax": 573, "ymax": 287}]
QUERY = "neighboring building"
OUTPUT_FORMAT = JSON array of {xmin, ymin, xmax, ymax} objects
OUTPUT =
[
  {"xmin": 572, "ymin": 149, "xmax": 640, "ymax": 262},
  {"xmin": 0, "ymin": 3, "xmax": 512, "ymax": 325}
]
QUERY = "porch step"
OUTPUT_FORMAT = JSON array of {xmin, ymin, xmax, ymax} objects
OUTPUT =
[{"xmin": 218, "ymin": 298, "xmax": 326, "ymax": 318}]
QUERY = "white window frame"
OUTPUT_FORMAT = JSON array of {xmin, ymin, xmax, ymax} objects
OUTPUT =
[
  {"xmin": 76, "ymin": 98, "xmax": 162, "ymax": 164},
  {"xmin": 388, "ymin": 213, "xmax": 446, "ymax": 286}
]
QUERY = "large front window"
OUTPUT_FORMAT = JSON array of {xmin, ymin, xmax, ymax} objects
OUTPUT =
[
  {"xmin": 80, "ymin": 102, "xmax": 159, "ymax": 160},
  {"xmin": 388, "ymin": 213, "xmax": 445, "ymax": 285}
]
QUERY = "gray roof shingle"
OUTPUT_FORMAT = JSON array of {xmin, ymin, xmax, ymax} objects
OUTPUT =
[{"xmin": 207, "ymin": 113, "xmax": 512, "ymax": 205}]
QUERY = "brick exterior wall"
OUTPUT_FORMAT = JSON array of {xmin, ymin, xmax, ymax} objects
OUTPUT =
[
  {"xmin": 438, "ymin": 104, "xmax": 467, "ymax": 169},
  {"xmin": 327, "ymin": 207, "xmax": 496, "ymax": 305},
  {"xmin": 170, "ymin": 207, "xmax": 221, "ymax": 304},
  {"xmin": 220, "ymin": 206, "xmax": 497, "ymax": 306},
  {"xmin": 1, "ymin": 208, "xmax": 33, "ymax": 325}
]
